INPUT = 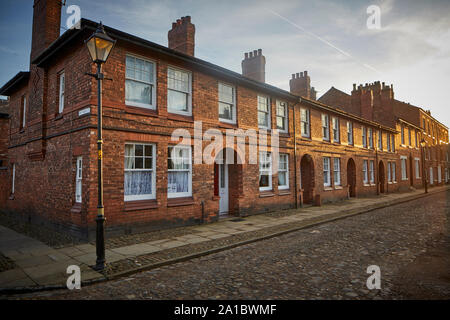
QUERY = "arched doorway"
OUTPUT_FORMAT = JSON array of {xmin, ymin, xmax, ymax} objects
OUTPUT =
[
  {"xmin": 378, "ymin": 160, "xmax": 385, "ymax": 193},
  {"xmin": 347, "ymin": 158, "xmax": 356, "ymax": 197},
  {"xmin": 300, "ymin": 154, "xmax": 315, "ymax": 204},
  {"xmin": 214, "ymin": 148, "xmax": 242, "ymax": 217}
]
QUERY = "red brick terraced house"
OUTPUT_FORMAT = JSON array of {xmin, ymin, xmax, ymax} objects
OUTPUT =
[{"xmin": 0, "ymin": 0, "xmax": 449, "ymax": 239}]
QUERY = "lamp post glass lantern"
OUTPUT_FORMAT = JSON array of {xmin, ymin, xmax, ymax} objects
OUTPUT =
[{"xmin": 85, "ymin": 22, "xmax": 116, "ymax": 271}]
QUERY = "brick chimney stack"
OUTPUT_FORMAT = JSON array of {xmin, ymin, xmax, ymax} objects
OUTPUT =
[
  {"xmin": 241, "ymin": 49, "xmax": 266, "ymax": 82},
  {"xmin": 31, "ymin": 0, "xmax": 62, "ymax": 63},
  {"xmin": 168, "ymin": 16, "xmax": 195, "ymax": 56},
  {"xmin": 290, "ymin": 71, "xmax": 314, "ymax": 99}
]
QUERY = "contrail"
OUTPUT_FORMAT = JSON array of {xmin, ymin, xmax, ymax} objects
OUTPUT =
[{"xmin": 266, "ymin": 8, "xmax": 381, "ymax": 74}]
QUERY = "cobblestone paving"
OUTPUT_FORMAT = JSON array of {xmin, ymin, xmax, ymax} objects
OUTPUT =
[
  {"xmin": 0, "ymin": 213, "xmax": 81, "ymax": 248},
  {"xmin": 7, "ymin": 190, "xmax": 450, "ymax": 300}
]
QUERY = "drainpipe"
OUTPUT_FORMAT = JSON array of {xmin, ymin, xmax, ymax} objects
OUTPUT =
[{"xmin": 293, "ymin": 98, "xmax": 301, "ymax": 209}]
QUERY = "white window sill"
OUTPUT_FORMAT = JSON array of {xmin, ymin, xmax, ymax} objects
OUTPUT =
[
  {"xmin": 168, "ymin": 193, "xmax": 192, "ymax": 199},
  {"xmin": 126, "ymin": 101, "xmax": 156, "ymax": 110},
  {"xmin": 334, "ymin": 185, "xmax": 342, "ymax": 190},
  {"xmin": 278, "ymin": 186, "xmax": 289, "ymax": 191},
  {"xmin": 323, "ymin": 186, "xmax": 332, "ymax": 191},
  {"xmin": 219, "ymin": 118, "xmax": 236, "ymax": 125},
  {"xmin": 125, "ymin": 194, "xmax": 155, "ymax": 201},
  {"xmin": 168, "ymin": 109, "xmax": 192, "ymax": 117}
]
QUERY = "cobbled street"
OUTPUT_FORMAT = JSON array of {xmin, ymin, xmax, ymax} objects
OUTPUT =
[{"xmin": 9, "ymin": 190, "xmax": 450, "ymax": 300}]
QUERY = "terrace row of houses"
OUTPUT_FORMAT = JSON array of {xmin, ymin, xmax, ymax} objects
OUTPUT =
[{"xmin": 0, "ymin": 0, "xmax": 448, "ymax": 239}]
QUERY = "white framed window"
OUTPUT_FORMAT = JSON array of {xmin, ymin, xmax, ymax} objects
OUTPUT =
[
  {"xmin": 168, "ymin": 145, "xmax": 192, "ymax": 198},
  {"xmin": 22, "ymin": 96, "xmax": 26, "ymax": 128},
  {"xmin": 323, "ymin": 157, "xmax": 331, "ymax": 187},
  {"xmin": 369, "ymin": 160, "xmax": 375, "ymax": 183},
  {"xmin": 415, "ymin": 158, "xmax": 420, "ymax": 179},
  {"xmin": 218, "ymin": 82, "xmax": 236, "ymax": 124},
  {"xmin": 333, "ymin": 158, "xmax": 341, "ymax": 186},
  {"xmin": 322, "ymin": 114, "xmax": 329, "ymax": 141},
  {"xmin": 278, "ymin": 154, "xmax": 289, "ymax": 190},
  {"xmin": 391, "ymin": 135, "xmax": 395, "ymax": 152},
  {"xmin": 400, "ymin": 156, "xmax": 407, "ymax": 180},
  {"xmin": 11, "ymin": 163, "xmax": 15, "ymax": 194},
  {"xmin": 401, "ymin": 125, "xmax": 405, "ymax": 145},
  {"xmin": 392, "ymin": 162, "xmax": 396, "ymax": 182},
  {"xmin": 429, "ymin": 167, "xmax": 434, "ymax": 185},
  {"xmin": 363, "ymin": 160, "xmax": 368, "ymax": 184},
  {"xmin": 438, "ymin": 166, "xmax": 442, "ymax": 183},
  {"xmin": 58, "ymin": 72, "xmax": 65, "ymax": 114},
  {"xmin": 387, "ymin": 133, "xmax": 391, "ymax": 152},
  {"xmin": 378, "ymin": 131, "xmax": 383, "ymax": 150},
  {"xmin": 257, "ymin": 95, "xmax": 270, "ymax": 129},
  {"xmin": 388, "ymin": 162, "xmax": 392, "ymax": 182},
  {"xmin": 347, "ymin": 121, "xmax": 353, "ymax": 145},
  {"xmin": 167, "ymin": 67, "xmax": 192, "ymax": 115},
  {"xmin": 126, "ymin": 55, "xmax": 156, "ymax": 109},
  {"xmin": 368, "ymin": 128, "xmax": 373, "ymax": 149},
  {"xmin": 124, "ymin": 143, "xmax": 156, "ymax": 201},
  {"xmin": 75, "ymin": 156, "xmax": 82, "ymax": 203},
  {"xmin": 276, "ymin": 100, "xmax": 288, "ymax": 132},
  {"xmin": 332, "ymin": 117, "xmax": 339, "ymax": 143},
  {"xmin": 259, "ymin": 152, "xmax": 272, "ymax": 191},
  {"xmin": 300, "ymin": 108, "xmax": 310, "ymax": 137},
  {"xmin": 362, "ymin": 126, "xmax": 367, "ymax": 148}
]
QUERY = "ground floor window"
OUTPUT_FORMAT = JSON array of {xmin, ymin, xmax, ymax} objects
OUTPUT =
[
  {"xmin": 363, "ymin": 160, "xmax": 368, "ymax": 184},
  {"xmin": 323, "ymin": 157, "xmax": 331, "ymax": 187},
  {"xmin": 438, "ymin": 166, "xmax": 442, "ymax": 183},
  {"xmin": 388, "ymin": 162, "xmax": 392, "ymax": 182},
  {"xmin": 414, "ymin": 158, "xmax": 420, "ymax": 179},
  {"xmin": 392, "ymin": 162, "xmax": 396, "ymax": 182},
  {"xmin": 429, "ymin": 167, "xmax": 434, "ymax": 185},
  {"xmin": 369, "ymin": 160, "xmax": 375, "ymax": 184},
  {"xmin": 278, "ymin": 154, "xmax": 289, "ymax": 190},
  {"xmin": 75, "ymin": 156, "xmax": 82, "ymax": 203},
  {"xmin": 259, "ymin": 152, "xmax": 272, "ymax": 191},
  {"xmin": 124, "ymin": 143, "xmax": 156, "ymax": 201},
  {"xmin": 333, "ymin": 158, "xmax": 341, "ymax": 186},
  {"xmin": 400, "ymin": 157, "xmax": 408, "ymax": 180},
  {"xmin": 168, "ymin": 145, "xmax": 192, "ymax": 198},
  {"xmin": 11, "ymin": 163, "xmax": 15, "ymax": 194}
]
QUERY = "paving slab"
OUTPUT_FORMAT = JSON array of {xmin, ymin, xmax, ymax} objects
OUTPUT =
[
  {"xmin": 14, "ymin": 255, "xmax": 55, "ymax": 268},
  {"xmin": 156, "ymin": 240, "xmax": 187, "ymax": 250},
  {"xmin": 111, "ymin": 244, "xmax": 160, "ymax": 257},
  {"xmin": 0, "ymin": 268, "xmax": 31, "ymax": 286},
  {"xmin": 56, "ymin": 246, "xmax": 86, "ymax": 257}
]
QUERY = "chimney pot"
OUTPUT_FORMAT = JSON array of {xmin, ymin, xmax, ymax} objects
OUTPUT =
[
  {"xmin": 245, "ymin": 52, "xmax": 248, "ymax": 59},
  {"xmin": 253, "ymin": 50, "xmax": 257, "ymax": 56},
  {"xmin": 300, "ymin": 72, "xmax": 304, "ymax": 77},
  {"xmin": 257, "ymin": 48, "xmax": 262, "ymax": 56},
  {"xmin": 249, "ymin": 51, "xmax": 253, "ymax": 58},
  {"xmin": 292, "ymin": 74, "xmax": 295, "ymax": 79},
  {"xmin": 304, "ymin": 71, "xmax": 308, "ymax": 76}
]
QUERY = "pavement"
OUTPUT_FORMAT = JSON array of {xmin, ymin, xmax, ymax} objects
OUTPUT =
[{"xmin": 0, "ymin": 185, "xmax": 448, "ymax": 292}]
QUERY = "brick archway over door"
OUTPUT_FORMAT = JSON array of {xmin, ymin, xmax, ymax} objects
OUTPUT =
[
  {"xmin": 300, "ymin": 154, "xmax": 315, "ymax": 204},
  {"xmin": 347, "ymin": 158, "xmax": 356, "ymax": 197}
]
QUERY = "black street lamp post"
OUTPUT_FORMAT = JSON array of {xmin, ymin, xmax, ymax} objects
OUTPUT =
[{"xmin": 85, "ymin": 22, "xmax": 116, "ymax": 271}]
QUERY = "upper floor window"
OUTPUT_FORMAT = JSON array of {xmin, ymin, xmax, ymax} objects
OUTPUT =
[
  {"xmin": 20, "ymin": 96, "xmax": 26, "ymax": 129},
  {"xmin": 259, "ymin": 152, "xmax": 272, "ymax": 191},
  {"xmin": 218, "ymin": 82, "xmax": 236, "ymax": 124},
  {"xmin": 415, "ymin": 131, "xmax": 418, "ymax": 147},
  {"xmin": 378, "ymin": 130, "xmax": 383, "ymax": 150},
  {"xmin": 368, "ymin": 128, "xmax": 373, "ymax": 149},
  {"xmin": 401, "ymin": 125, "xmax": 405, "ymax": 144},
  {"xmin": 125, "ymin": 143, "xmax": 156, "ymax": 201},
  {"xmin": 257, "ymin": 95, "xmax": 270, "ymax": 130},
  {"xmin": 387, "ymin": 133, "xmax": 391, "ymax": 152},
  {"xmin": 276, "ymin": 100, "xmax": 288, "ymax": 133},
  {"xmin": 391, "ymin": 135, "xmax": 395, "ymax": 152},
  {"xmin": 332, "ymin": 117, "xmax": 339, "ymax": 143},
  {"xmin": 408, "ymin": 128, "xmax": 412, "ymax": 146},
  {"xmin": 422, "ymin": 118, "xmax": 426, "ymax": 129},
  {"xmin": 278, "ymin": 154, "xmax": 289, "ymax": 190},
  {"xmin": 125, "ymin": 55, "xmax": 156, "ymax": 109},
  {"xmin": 58, "ymin": 72, "xmax": 65, "ymax": 114},
  {"xmin": 323, "ymin": 157, "xmax": 331, "ymax": 187},
  {"xmin": 300, "ymin": 108, "xmax": 310, "ymax": 137},
  {"xmin": 347, "ymin": 121, "xmax": 353, "ymax": 145},
  {"xmin": 168, "ymin": 145, "xmax": 192, "ymax": 198},
  {"xmin": 322, "ymin": 114, "xmax": 330, "ymax": 141},
  {"xmin": 362, "ymin": 126, "xmax": 367, "ymax": 148},
  {"xmin": 167, "ymin": 67, "xmax": 191, "ymax": 115}
]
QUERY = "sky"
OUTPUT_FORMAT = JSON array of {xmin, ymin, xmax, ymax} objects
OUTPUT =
[{"xmin": 0, "ymin": 0, "xmax": 449, "ymax": 127}]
